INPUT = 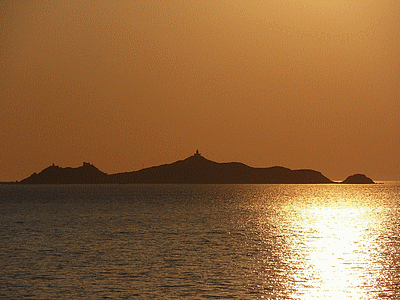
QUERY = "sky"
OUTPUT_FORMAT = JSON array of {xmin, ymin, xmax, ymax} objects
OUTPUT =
[{"xmin": 1, "ymin": 0, "xmax": 399, "ymax": 182}]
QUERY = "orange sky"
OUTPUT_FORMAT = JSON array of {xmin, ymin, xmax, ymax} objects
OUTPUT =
[{"xmin": 1, "ymin": 1, "xmax": 399, "ymax": 181}]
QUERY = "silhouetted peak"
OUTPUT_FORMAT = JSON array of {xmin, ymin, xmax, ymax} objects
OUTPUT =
[
  {"xmin": 183, "ymin": 151, "xmax": 215, "ymax": 164},
  {"xmin": 43, "ymin": 164, "xmax": 61, "ymax": 172},
  {"xmin": 81, "ymin": 162, "xmax": 98, "ymax": 170}
]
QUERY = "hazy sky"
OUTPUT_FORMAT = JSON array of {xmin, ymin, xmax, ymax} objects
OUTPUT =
[{"xmin": 1, "ymin": 0, "xmax": 399, "ymax": 181}]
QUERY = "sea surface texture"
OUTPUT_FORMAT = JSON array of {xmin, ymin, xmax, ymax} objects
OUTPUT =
[{"xmin": 1, "ymin": 183, "xmax": 400, "ymax": 299}]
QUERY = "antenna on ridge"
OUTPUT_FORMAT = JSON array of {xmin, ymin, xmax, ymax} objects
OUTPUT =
[{"xmin": 194, "ymin": 149, "xmax": 201, "ymax": 156}]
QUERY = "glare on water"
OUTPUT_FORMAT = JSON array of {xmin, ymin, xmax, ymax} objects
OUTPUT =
[
  {"xmin": 254, "ymin": 185, "xmax": 397, "ymax": 299},
  {"xmin": 288, "ymin": 207, "xmax": 382, "ymax": 298}
]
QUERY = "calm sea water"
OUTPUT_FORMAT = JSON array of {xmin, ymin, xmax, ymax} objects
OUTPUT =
[{"xmin": 1, "ymin": 183, "xmax": 400, "ymax": 299}]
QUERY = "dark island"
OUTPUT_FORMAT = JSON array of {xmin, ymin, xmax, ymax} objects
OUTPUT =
[
  {"xmin": 18, "ymin": 151, "xmax": 375, "ymax": 184},
  {"xmin": 341, "ymin": 174, "xmax": 375, "ymax": 184}
]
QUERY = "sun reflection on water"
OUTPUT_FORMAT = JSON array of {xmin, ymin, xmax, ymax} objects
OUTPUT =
[
  {"xmin": 255, "ymin": 186, "xmax": 394, "ymax": 299},
  {"xmin": 288, "ymin": 207, "xmax": 382, "ymax": 298}
]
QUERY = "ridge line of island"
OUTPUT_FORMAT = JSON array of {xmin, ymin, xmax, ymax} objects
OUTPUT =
[{"xmin": 8, "ymin": 151, "xmax": 375, "ymax": 184}]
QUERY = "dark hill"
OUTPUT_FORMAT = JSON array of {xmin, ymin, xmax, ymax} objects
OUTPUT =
[
  {"xmin": 20, "ymin": 162, "xmax": 109, "ymax": 184},
  {"xmin": 341, "ymin": 174, "xmax": 375, "ymax": 184},
  {"xmin": 108, "ymin": 152, "xmax": 333, "ymax": 184}
]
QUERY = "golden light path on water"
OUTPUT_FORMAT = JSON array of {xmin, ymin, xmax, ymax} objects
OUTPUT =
[
  {"xmin": 254, "ymin": 185, "xmax": 395, "ymax": 299},
  {"xmin": 288, "ymin": 206, "xmax": 382, "ymax": 298}
]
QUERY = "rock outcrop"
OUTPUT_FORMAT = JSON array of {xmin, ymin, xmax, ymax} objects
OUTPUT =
[
  {"xmin": 20, "ymin": 162, "xmax": 109, "ymax": 184},
  {"xmin": 341, "ymin": 174, "xmax": 375, "ymax": 184}
]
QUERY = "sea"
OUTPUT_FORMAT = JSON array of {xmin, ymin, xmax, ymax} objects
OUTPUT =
[{"xmin": 1, "ymin": 183, "xmax": 400, "ymax": 299}]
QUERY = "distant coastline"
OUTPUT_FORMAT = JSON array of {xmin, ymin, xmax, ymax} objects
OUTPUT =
[{"xmin": 15, "ymin": 151, "xmax": 375, "ymax": 185}]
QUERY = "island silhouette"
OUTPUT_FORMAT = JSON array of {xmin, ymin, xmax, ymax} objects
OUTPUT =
[
  {"xmin": 18, "ymin": 151, "xmax": 374, "ymax": 184},
  {"xmin": 341, "ymin": 174, "xmax": 375, "ymax": 184}
]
